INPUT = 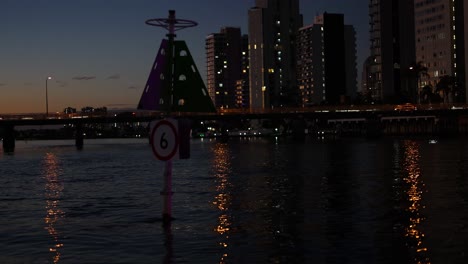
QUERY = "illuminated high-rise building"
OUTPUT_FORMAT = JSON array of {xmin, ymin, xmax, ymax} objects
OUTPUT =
[
  {"xmin": 236, "ymin": 34, "xmax": 250, "ymax": 108},
  {"xmin": 248, "ymin": 0, "xmax": 303, "ymax": 109},
  {"xmin": 206, "ymin": 27, "xmax": 243, "ymax": 108},
  {"xmin": 296, "ymin": 13, "xmax": 357, "ymax": 106},
  {"xmin": 465, "ymin": 2, "xmax": 468, "ymax": 102},
  {"xmin": 368, "ymin": 0, "xmax": 416, "ymax": 103},
  {"xmin": 414, "ymin": 0, "xmax": 467, "ymax": 103}
]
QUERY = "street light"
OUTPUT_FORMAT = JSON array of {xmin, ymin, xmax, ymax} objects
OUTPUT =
[{"xmin": 46, "ymin": 76, "xmax": 52, "ymax": 117}]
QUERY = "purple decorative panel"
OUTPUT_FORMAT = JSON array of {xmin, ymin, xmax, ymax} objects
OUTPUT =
[{"xmin": 137, "ymin": 39, "xmax": 168, "ymax": 110}]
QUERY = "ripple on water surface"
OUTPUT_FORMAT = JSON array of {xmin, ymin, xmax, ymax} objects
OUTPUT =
[{"xmin": 0, "ymin": 138, "xmax": 467, "ymax": 263}]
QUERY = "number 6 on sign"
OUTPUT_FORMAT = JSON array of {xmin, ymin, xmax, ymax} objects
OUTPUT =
[{"xmin": 150, "ymin": 119, "xmax": 179, "ymax": 161}]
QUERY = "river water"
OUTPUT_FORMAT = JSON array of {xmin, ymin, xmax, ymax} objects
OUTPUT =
[{"xmin": 0, "ymin": 137, "xmax": 467, "ymax": 263}]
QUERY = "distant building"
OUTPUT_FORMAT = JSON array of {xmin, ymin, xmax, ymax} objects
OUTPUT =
[
  {"xmin": 63, "ymin": 107, "xmax": 76, "ymax": 114},
  {"xmin": 80, "ymin": 106, "xmax": 107, "ymax": 115},
  {"xmin": 81, "ymin": 106, "xmax": 95, "ymax": 113},
  {"xmin": 368, "ymin": 0, "xmax": 416, "ymax": 103},
  {"xmin": 238, "ymin": 34, "xmax": 250, "ymax": 108},
  {"xmin": 296, "ymin": 23, "xmax": 318, "ymax": 106},
  {"xmin": 414, "ymin": 0, "xmax": 468, "ymax": 103},
  {"xmin": 345, "ymin": 24, "xmax": 358, "ymax": 101},
  {"xmin": 206, "ymin": 27, "xmax": 243, "ymax": 109},
  {"xmin": 361, "ymin": 56, "xmax": 375, "ymax": 100},
  {"xmin": 465, "ymin": 2, "xmax": 468, "ymax": 102},
  {"xmin": 296, "ymin": 13, "xmax": 357, "ymax": 105},
  {"xmin": 248, "ymin": 0, "xmax": 303, "ymax": 109}
]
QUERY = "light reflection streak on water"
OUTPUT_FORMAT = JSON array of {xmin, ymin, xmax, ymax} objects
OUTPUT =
[
  {"xmin": 43, "ymin": 152, "xmax": 65, "ymax": 263},
  {"xmin": 402, "ymin": 140, "xmax": 430, "ymax": 264},
  {"xmin": 211, "ymin": 143, "xmax": 232, "ymax": 264}
]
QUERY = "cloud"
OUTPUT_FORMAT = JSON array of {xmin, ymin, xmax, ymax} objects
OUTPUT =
[
  {"xmin": 24, "ymin": 82, "xmax": 33, "ymax": 86},
  {"xmin": 72, "ymin": 76, "xmax": 96, "ymax": 80},
  {"xmin": 107, "ymin": 74, "xmax": 120, "ymax": 80},
  {"xmin": 0, "ymin": 83, "xmax": 6, "ymax": 86},
  {"xmin": 128, "ymin": 86, "xmax": 138, "ymax": 90}
]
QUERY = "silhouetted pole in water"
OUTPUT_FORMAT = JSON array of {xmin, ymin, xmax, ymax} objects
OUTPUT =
[
  {"xmin": 1, "ymin": 125, "xmax": 15, "ymax": 153},
  {"xmin": 144, "ymin": 10, "xmax": 198, "ymax": 225},
  {"xmin": 75, "ymin": 123, "xmax": 84, "ymax": 150},
  {"xmin": 161, "ymin": 10, "xmax": 176, "ymax": 226}
]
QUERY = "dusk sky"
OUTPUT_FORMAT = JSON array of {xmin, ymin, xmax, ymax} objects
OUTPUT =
[{"xmin": 1, "ymin": 0, "xmax": 369, "ymax": 114}]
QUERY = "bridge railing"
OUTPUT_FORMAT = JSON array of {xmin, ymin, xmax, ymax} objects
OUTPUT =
[{"xmin": 1, "ymin": 103, "xmax": 468, "ymax": 121}]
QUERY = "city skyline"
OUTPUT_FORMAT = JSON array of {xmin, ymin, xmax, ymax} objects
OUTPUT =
[{"xmin": 1, "ymin": 0, "xmax": 369, "ymax": 114}]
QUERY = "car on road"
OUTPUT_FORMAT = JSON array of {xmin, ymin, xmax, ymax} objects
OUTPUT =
[{"xmin": 394, "ymin": 103, "xmax": 417, "ymax": 111}]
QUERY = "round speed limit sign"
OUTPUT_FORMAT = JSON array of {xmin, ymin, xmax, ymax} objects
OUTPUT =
[{"xmin": 150, "ymin": 119, "xmax": 179, "ymax": 161}]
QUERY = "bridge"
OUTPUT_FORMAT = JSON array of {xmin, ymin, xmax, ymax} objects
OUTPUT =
[{"xmin": 2, "ymin": 104, "xmax": 468, "ymax": 152}]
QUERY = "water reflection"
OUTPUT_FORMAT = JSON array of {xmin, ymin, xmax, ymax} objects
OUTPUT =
[
  {"xmin": 401, "ymin": 140, "xmax": 431, "ymax": 264},
  {"xmin": 43, "ymin": 152, "xmax": 65, "ymax": 263},
  {"xmin": 211, "ymin": 143, "xmax": 232, "ymax": 263}
]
